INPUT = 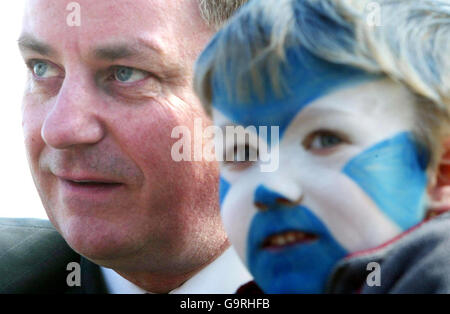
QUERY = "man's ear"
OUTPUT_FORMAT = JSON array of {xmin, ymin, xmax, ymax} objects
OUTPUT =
[{"xmin": 427, "ymin": 139, "xmax": 450, "ymax": 219}]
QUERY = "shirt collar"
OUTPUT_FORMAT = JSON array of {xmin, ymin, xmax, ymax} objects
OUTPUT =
[{"xmin": 100, "ymin": 247, "xmax": 252, "ymax": 294}]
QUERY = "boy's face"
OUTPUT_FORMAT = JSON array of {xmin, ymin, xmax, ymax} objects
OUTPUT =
[{"xmin": 211, "ymin": 54, "xmax": 429, "ymax": 293}]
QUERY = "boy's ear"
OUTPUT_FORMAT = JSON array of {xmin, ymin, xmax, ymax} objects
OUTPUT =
[{"xmin": 427, "ymin": 138, "xmax": 450, "ymax": 219}]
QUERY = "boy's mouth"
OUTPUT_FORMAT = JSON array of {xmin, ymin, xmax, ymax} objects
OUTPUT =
[{"xmin": 261, "ymin": 230, "xmax": 318, "ymax": 250}]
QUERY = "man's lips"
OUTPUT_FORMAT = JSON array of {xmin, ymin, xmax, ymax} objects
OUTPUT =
[
  {"xmin": 261, "ymin": 230, "xmax": 319, "ymax": 250},
  {"xmin": 66, "ymin": 180, "xmax": 122, "ymax": 187},
  {"xmin": 58, "ymin": 175, "xmax": 124, "ymax": 191}
]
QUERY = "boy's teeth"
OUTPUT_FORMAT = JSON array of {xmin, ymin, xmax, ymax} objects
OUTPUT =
[
  {"xmin": 286, "ymin": 233, "xmax": 296, "ymax": 242},
  {"xmin": 263, "ymin": 231, "xmax": 318, "ymax": 248},
  {"xmin": 274, "ymin": 236, "xmax": 286, "ymax": 246}
]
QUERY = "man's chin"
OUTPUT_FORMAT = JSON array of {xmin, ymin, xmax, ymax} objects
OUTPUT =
[{"xmin": 55, "ymin": 215, "xmax": 143, "ymax": 263}]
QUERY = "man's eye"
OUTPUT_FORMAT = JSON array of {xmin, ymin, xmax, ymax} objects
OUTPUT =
[
  {"xmin": 304, "ymin": 130, "xmax": 345, "ymax": 152},
  {"xmin": 113, "ymin": 66, "xmax": 148, "ymax": 83},
  {"xmin": 30, "ymin": 61, "xmax": 60, "ymax": 78}
]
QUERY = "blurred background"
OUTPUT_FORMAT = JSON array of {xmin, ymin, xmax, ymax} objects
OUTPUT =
[{"xmin": 0, "ymin": 1, "xmax": 47, "ymax": 219}]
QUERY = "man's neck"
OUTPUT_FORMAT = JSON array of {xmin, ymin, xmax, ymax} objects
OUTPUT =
[
  {"xmin": 109, "ymin": 241, "xmax": 231, "ymax": 293},
  {"xmin": 115, "ymin": 269, "xmax": 199, "ymax": 294}
]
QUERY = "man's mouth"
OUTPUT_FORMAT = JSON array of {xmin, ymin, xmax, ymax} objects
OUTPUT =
[
  {"xmin": 261, "ymin": 230, "xmax": 319, "ymax": 250},
  {"xmin": 67, "ymin": 180, "xmax": 122, "ymax": 187},
  {"xmin": 61, "ymin": 177, "xmax": 124, "ymax": 192}
]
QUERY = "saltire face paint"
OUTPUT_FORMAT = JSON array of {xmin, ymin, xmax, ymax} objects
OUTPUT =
[
  {"xmin": 343, "ymin": 132, "xmax": 429, "ymax": 231},
  {"xmin": 247, "ymin": 196, "xmax": 347, "ymax": 293},
  {"xmin": 209, "ymin": 43, "xmax": 429, "ymax": 294}
]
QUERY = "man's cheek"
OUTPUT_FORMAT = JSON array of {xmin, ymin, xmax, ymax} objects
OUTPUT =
[
  {"xmin": 22, "ymin": 91, "xmax": 54, "ymax": 140},
  {"xmin": 120, "ymin": 118, "xmax": 174, "ymax": 167},
  {"xmin": 22, "ymin": 115, "xmax": 44, "ymax": 170}
]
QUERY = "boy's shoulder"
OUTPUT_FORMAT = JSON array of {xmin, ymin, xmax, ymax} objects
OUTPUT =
[
  {"xmin": 326, "ymin": 212, "xmax": 450, "ymax": 293},
  {"xmin": 0, "ymin": 217, "xmax": 80, "ymax": 293}
]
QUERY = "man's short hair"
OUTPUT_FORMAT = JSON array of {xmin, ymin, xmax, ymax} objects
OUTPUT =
[{"xmin": 198, "ymin": 0, "xmax": 249, "ymax": 28}]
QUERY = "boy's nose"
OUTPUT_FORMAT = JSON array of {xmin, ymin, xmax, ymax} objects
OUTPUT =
[{"xmin": 253, "ymin": 184, "xmax": 303, "ymax": 211}]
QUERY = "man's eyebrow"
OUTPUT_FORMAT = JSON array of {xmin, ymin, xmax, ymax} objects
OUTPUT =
[
  {"xmin": 18, "ymin": 34, "xmax": 56, "ymax": 57},
  {"xmin": 93, "ymin": 40, "xmax": 163, "ymax": 61},
  {"xmin": 94, "ymin": 45, "xmax": 136, "ymax": 60},
  {"xmin": 93, "ymin": 40, "xmax": 186, "ymax": 81}
]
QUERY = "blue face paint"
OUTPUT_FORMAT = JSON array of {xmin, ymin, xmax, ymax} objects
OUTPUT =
[
  {"xmin": 208, "ymin": 10, "xmax": 427, "ymax": 295},
  {"xmin": 211, "ymin": 45, "xmax": 379, "ymax": 140},
  {"xmin": 211, "ymin": 45, "xmax": 397, "ymax": 294},
  {"xmin": 248, "ymin": 184, "xmax": 347, "ymax": 293},
  {"xmin": 221, "ymin": 131, "xmax": 429, "ymax": 294},
  {"xmin": 202, "ymin": 0, "xmax": 433, "ymax": 296},
  {"xmin": 343, "ymin": 132, "xmax": 429, "ymax": 230},
  {"xmin": 219, "ymin": 176, "xmax": 231, "ymax": 207}
]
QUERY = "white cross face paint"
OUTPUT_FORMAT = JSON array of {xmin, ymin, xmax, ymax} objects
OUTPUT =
[{"xmin": 215, "ymin": 79, "xmax": 429, "ymax": 293}]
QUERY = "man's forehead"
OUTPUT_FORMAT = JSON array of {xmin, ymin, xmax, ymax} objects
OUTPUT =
[
  {"xmin": 21, "ymin": 0, "xmax": 175, "ymax": 54},
  {"xmin": 23, "ymin": 0, "xmax": 167, "ymax": 22},
  {"xmin": 21, "ymin": 0, "xmax": 213, "ymax": 71},
  {"xmin": 19, "ymin": 2, "xmax": 182, "ymax": 70}
]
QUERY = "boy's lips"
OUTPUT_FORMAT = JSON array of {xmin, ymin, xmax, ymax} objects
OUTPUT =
[{"xmin": 261, "ymin": 230, "xmax": 319, "ymax": 250}]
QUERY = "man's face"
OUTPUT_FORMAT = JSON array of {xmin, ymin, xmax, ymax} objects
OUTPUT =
[
  {"xmin": 211, "ymin": 50, "xmax": 429, "ymax": 293},
  {"xmin": 20, "ymin": 0, "xmax": 226, "ymax": 273}
]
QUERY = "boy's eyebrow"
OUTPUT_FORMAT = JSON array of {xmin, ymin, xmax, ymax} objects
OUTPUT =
[
  {"xmin": 302, "ymin": 105, "xmax": 358, "ymax": 117},
  {"xmin": 18, "ymin": 34, "xmax": 57, "ymax": 57},
  {"xmin": 218, "ymin": 122, "xmax": 238, "ymax": 132}
]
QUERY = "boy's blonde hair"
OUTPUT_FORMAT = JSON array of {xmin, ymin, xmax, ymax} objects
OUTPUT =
[{"xmin": 194, "ymin": 0, "xmax": 450, "ymax": 172}]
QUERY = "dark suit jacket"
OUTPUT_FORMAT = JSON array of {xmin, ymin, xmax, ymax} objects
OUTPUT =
[{"xmin": 0, "ymin": 218, "xmax": 106, "ymax": 294}]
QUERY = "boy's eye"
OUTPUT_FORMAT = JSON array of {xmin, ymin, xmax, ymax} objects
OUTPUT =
[
  {"xmin": 30, "ymin": 60, "xmax": 60, "ymax": 78},
  {"xmin": 304, "ymin": 130, "xmax": 345, "ymax": 152},
  {"xmin": 113, "ymin": 66, "xmax": 149, "ymax": 83},
  {"xmin": 222, "ymin": 143, "xmax": 258, "ymax": 171}
]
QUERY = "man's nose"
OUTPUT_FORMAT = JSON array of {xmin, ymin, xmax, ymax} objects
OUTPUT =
[
  {"xmin": 253, "ymin": 184, "xmax": 303, "ymax": 212},
  {"xmin": 41, "ymin": 76, "xmax": 105, "ymax": 149}
]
